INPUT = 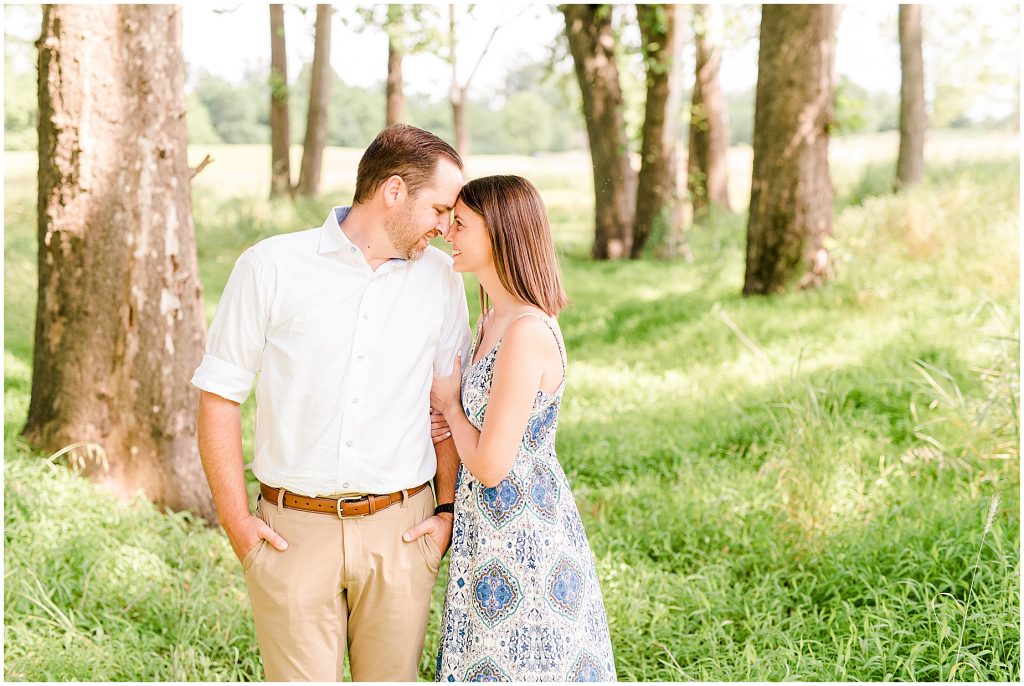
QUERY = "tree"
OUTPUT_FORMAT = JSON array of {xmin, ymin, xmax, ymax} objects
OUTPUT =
[
  {"xmin": 632, "ymin": 4, "xmax": 685, "ymax": 258},
  {"xmin": 896, "ymin": 4, "xmax": 925, "ymax": 191},
  {"xmin": 561, "ymin": 4, "xmax": 637, "ymax": 260},
  {"xmin": 27, "ymin": 4, "xmax": 214, "ymax": 520},
  {"xmin": 447, "ymin": 5, "xmax": 506, "ymax": 157},
  {"xmin": 296, "ymin": 3, "xmax": 332, "ymax": 196},
  {"xmin": 743, "ymin": 5, "xmax": 841, "ymax": 296},
  {"xmin": 386, "ymin": 4, "xmax": 405, "ymax": 125},
  {"xmin": 349, "ymin": 4, "xmax": 439, "ymax": 130},
  {"xmin": 687, "ymin": 4, "xmax": 731, "ymax": 216},
  {"xmin": 269, "ymin": 4, "xmax": 292, "ymax": 197},
  {"xmin": 288, "ymin": 62, "xmax": 385, "ymax": 149}
]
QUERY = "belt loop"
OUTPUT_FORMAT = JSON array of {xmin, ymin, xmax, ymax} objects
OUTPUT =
[
  {"xmin": 277, "ymin": 487, "xmax": 285, "ymax": 514},
  {"xmin": 400, "ymin": 489, "xmax": 409, "ymax": 507},
  {"xmin": 368, "ymin": 496, "xmax": 377, "ymax": 516}
]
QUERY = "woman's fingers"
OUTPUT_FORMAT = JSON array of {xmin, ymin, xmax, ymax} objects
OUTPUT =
[{"xmin": 430, "ymin": 410, "xmax": 452, "ymax": 444}]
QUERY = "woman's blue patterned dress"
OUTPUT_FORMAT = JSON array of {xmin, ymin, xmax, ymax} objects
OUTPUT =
[{"xmin": 435, "ymin": 312, "xmax": 616, "ymax": 682}]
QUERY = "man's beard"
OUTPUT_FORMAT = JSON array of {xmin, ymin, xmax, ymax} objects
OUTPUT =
[{"xmin": 384, "ymin": 202, "xmax": 427, "ymax": 261}]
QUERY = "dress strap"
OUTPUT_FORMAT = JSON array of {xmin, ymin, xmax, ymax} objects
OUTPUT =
[
  {"xmin": 469, "ymin": 310, "xmax": 487, "ymax": 362},
  {"xmin": 510, "ymin": 311, "xmax": 567, "ymax": 375}
]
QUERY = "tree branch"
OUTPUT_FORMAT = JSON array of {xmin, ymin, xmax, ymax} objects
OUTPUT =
[{"xmin": 190, "ymin": 154, "xmax": 213, "ymax": 180}]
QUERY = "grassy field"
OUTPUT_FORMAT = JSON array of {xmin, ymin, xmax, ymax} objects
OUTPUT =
[{"xmin": 4, "ymin": 130, "xmax": 1020, "ymax": 681}]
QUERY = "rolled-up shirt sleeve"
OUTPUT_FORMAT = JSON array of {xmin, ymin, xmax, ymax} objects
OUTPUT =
[
  {"xmin": 191, "ymin": 248, "xmax": 269, "ymax": 404},
  {"xmin": 434, "ymin": 265, "xmax": 471, "ymax": 376}
]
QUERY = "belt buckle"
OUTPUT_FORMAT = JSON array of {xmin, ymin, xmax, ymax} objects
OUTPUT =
[{"xmin": 336, "ymin": 496, "xmax": 368, "ymax": 520}]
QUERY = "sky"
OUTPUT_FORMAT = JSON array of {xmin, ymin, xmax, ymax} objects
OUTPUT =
[
  {"xmin": 175, "ymin": 3, "xmax": 901, "ymax": 96},
  {"xmin": 4, "ymin": 3, "xmax": 1020, "ymax": 117}
]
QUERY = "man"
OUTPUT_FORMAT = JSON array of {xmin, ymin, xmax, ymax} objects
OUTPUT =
[{"xmin": 192, "ymin": 124, "xmax": 469, "ymax": 681}]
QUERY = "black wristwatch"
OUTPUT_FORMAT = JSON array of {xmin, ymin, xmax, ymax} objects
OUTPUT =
[{"xmin": 434, "ymin": 503, "xmax": 455, "ymax": 516}]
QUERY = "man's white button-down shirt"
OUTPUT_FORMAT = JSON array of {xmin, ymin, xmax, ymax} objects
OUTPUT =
[{"xmin": 191, "ymin": 206, "xmax": 471, "ymax": 497}]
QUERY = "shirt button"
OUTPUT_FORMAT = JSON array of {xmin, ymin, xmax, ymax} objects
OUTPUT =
[
  {"xmin": 357, "ymin": 355, "xmax": 364, "ymax": 362},
  {"xmin": 352, "ymin": 398, "xmax": 359, "ymax": 405},
  {"xmin": 345, "ymin": 440, "xmax": 353, "ymax": 448},
  {"xmin": 342, "ymin": 482, "xmax": 350, "ymax": 489},
  {"xmin": 362, "ymin": 313, "xmax": 370, "ymax": 320},
  {"xmin": 349, "ymin": 246, "xmax": 356, "ymax": 253}
]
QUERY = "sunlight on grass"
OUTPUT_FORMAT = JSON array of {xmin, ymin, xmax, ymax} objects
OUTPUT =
[{"xmin": 4, "ymin": 131, "xmax": 1019, "ymax": 681}]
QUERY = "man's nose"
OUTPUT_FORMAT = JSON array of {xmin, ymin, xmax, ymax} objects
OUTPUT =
[{"xmin": 440, "ymin": 221, "xmax": 454, "ymax": 242}]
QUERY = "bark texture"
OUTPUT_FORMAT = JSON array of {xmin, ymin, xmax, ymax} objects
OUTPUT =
[
  {"xmin": 633, "ymin": 4, "xmax": 685, "ymax": 258},
  {"xmin": 896, "ymin": 4, "xmax": 926, "ymax": 190},
  {"xmin": 562, "ymin": 4, "xmax": 637, "ymax": 260},
  {"xmin": 687, "ymin": 3, "xmax": 731, "ymax": 215},
  {"xmin": 269, "ymin": 4, "xmax": 291, "ymax": 197},
  {"xmin": 296, "ymin": 3, "xmax": 332, "ymax": 196},
  {"xmin": 743, "ymin": 4, "xmax": 840, "ymax": 295},
  {"xmin": 28, "ymin": 4, "xmax": 214, "ymax": 520},
  {"xmin": 386, "ymin": 4, "xmax": 405, "ymax": 126}
]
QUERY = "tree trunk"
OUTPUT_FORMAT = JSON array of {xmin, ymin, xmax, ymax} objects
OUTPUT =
[
  {"xmin": 386, "ymin": 4, "xmax": 405, "ymax": 126},
  {"xmin": 743, "ymin": 4, "xmax": 840, "ymax": 296},
  {"xmin": 296, "ymin": 3, "xmax": 332, "ymax": 196},
  {"xmin": 27, "ymin": 4, "xmax": 215, "ymax": 521},
  {"xmin": 452, "ymin": 90, "xmax": 468, "ymax": 157},
  {"xmin": 562, "ymin": 4, "xmax": 637, "ymax": 260},
  {"xmin": 687, "ymin": 3, "xmax": 731, "ymax": 215},
  {"xmin": 269, "ymin": 4, "xmax": 291, "ymax": 197},
  {"xmin": 449, "ymin": 5, "xmax": 470, "ymax": 157},
  {"xmin": 633, "ymin": 4, "xmax": 685, "ymax": 258},
  {"xmin": 896, "ymin": 4, "xmax": 925, "ymax": 191}
]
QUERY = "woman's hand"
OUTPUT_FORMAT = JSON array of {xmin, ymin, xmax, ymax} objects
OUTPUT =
[
  {"xmin": 429, "ymin": 409, "xmax": 452, "ymax": 444},
  {"xmin": 430, "ymin": 353, "xmax": 463, "ymax": 417}
]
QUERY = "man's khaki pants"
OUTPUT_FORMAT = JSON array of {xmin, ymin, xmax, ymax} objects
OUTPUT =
[{"xmin": 241, "ymin": 485, "xmax": 442, "ymax": 681}]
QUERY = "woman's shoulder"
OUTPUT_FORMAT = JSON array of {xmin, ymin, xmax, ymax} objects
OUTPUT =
[{"xmin": 502, "ymin": 309, "xmax": 563, "ymax": 357}]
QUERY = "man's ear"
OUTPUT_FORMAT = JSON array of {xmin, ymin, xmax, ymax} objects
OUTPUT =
[{"xmin": 381, "ymin": 175, "xmax": 405, "ymax": 209}]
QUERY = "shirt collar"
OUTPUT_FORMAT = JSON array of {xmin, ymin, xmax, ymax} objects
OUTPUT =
[
  {"xmin": 318, "ymin": 206, "xmax": 354, "ymax": 255},
  {"xmin": 318, "ymin": 205, "xmax": 410, "ymax": 268}
]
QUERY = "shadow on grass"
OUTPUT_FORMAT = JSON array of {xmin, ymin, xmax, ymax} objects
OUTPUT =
[{"xmin": 557, "ymin": 336, "xmax": 980, "ymax": 490}]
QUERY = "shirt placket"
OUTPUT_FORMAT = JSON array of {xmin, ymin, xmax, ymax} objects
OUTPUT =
[{"xmin": 336, "ymin": 270, "xmax": 381, "ymax": 492}]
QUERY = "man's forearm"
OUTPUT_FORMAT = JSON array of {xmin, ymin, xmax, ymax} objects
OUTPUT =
[
  {"xmin": 432, "ymin": 435, "xmax": 460, "ymax": 506},
  {"xmin": 197, "ymin": 391, "xmax": 251, "ymax": 526}
]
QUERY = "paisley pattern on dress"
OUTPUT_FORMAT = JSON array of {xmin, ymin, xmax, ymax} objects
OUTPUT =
[
  {"xmin": 436, "ymin": 312, "xmax": 616, "ymax": 682},
  {"xmin": 472, "ymin": 558, "xmax": 523, "ymax": 627},
  {"xmin": 476, "ymin": 474, "xmax": 526, "ymax": 529}
]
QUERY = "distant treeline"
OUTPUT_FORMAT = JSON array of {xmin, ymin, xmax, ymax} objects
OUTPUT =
[
  {"xmin": 185, "ymin": 65, "xmax": 910, "ymax": 152},
  {"xmin": 8, "ymin": 57, "xmax": 940, "ymax": 153},
  {"xmin": 6, "ymin": 56, "xmax": 1014, "ymax": 154}
]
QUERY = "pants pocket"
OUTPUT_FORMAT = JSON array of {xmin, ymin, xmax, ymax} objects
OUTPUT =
[
  {"xmin": 418, "ymin": 531, "xmax": 443, "ymax": 574},
  {"xmin": 242, "ymin": 494, "xmax": 270, "ymax": 572},
  {"xmin": 242, "ymin": 539, "xmax": 267, "ymax": 571}
]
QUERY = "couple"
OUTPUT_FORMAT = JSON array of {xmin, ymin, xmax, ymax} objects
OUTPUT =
[{"xmin": 192, "ymin": 124, "xmax": 615, "ymax": 682}]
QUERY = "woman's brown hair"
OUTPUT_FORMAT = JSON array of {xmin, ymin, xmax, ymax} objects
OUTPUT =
[{"xmin": 458, "ymin": 175, "xmax": 569, "ymax": 317}]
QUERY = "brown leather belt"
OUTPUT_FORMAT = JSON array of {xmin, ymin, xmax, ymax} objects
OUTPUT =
[{"xmin": 259, "ymin": 482, "xmax": 429, "ymax": 519}]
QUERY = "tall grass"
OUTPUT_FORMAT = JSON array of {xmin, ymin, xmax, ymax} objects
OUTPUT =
[{"xmin": 4, "ymin": 131, "xmax": 1020, "ymax": 681}]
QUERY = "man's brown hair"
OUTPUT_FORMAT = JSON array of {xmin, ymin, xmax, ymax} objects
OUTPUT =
[
  {"xmin": 458, "ymin": 175, "xmax": 569, "ymax": 317},
  {"xmin": 353, "ymin": 124, "xmax": 463, "ymax": 204}
]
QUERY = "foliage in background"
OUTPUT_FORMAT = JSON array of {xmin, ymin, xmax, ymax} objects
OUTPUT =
[
  {"xmin": 193, "ymin": 69, "xmax": 270, "ymax": 145},
  {"xmin": 922, "ymin": 4, "xmax": 1020, "ymax": 128},
  {"xmin": 185, "ymin": 93, "xmax": 223, "ymax": 145},
  {"xmin": 3, "ymin": 32, "xmax": 36, "ymax": 151},
  {"xmin": 833, "ymin": 76, "xmax": 900, "ymax": 135}
]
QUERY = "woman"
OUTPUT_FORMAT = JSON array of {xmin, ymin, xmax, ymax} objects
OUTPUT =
[{"xmin": 429, "ymin": 175, "xmax": 616, "ymax": 682}]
